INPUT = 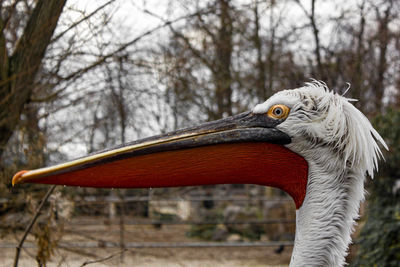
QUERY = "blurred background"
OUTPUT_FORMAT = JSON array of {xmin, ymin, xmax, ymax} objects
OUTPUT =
[{"xmin": 0, "ymin": 0, "xmax": 399, "ymax": 266}]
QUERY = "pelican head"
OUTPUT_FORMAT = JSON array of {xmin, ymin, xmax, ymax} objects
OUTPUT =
[{"xmin": 12, "ymin": 81, "xmax": 387, "ymax": 266}]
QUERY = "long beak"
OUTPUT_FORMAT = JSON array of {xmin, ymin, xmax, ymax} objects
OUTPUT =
[{"xmin": 12, "ymin": 112, "xmax": 308, "ymax": 208}]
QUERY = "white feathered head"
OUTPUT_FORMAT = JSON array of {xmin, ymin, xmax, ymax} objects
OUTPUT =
[{"xmin": 253, "ymin": 81, "xmax": 387, "ymax": 177}]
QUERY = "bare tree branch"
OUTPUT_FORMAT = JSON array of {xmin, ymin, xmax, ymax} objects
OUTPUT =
[
  {"xmin": 51, "ymin": 0, "xmax": 116, "ymax": 44},
  {"xmin": 79, "ymin": 249, "xmax": 127, "ymax": 267},
  {"xmin": 14, "ymin": 185, "xmax": 57, "ymax": 267},
  {"xmin": 294, "ymin": 0, "xmax": 324, "ymax": 79}
]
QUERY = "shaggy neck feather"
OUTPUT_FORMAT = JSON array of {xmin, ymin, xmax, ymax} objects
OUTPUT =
[{"xmin": 289, "ymin": 151, "xmax": 365, "ymax": 267}]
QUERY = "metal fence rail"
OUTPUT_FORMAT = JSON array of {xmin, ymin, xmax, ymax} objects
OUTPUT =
[
  {"xmin": 0, "ymin": 241, "xmax": 294, "ymax": 249},
  {"xmin": 69, "ymin": 218, "xmax": 295, "ymax": 225}
]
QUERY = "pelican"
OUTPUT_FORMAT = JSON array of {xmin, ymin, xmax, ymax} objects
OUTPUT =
[{"xmin": 12, "ymin": 81, "xmax": 387, "ymax": 266}]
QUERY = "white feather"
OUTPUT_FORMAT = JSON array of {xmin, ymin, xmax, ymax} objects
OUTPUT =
[{"xmin": 253, "ymin": 81, "xmax": 387, "ymax": 267}]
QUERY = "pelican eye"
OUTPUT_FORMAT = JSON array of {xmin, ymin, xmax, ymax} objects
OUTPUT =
[{"xmin": 267, "ymin": 104, "xmax": 290, "ymax": 119}]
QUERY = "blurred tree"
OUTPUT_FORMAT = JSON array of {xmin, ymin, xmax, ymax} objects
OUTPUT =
[
  {"xmin": 0, "ymin": 0, "xmax": 66, "ymax": 161},
  {"xmin": 291, "ymin": 0, "xmax": 399, "ymax": 114},
  {"xmin": 162, "ymin": 0, "xmax": 235, "ymax": 123},
  {"xmin": 158, "ymin": 0, "xmax": 307, "ymax": 129},
  {"xmin": 351, "ymin": 109, "xmax": 400, "ymax": 266}
]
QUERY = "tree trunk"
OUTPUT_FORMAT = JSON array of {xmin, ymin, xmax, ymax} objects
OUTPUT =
[
  {"xmin": 253, "ymin": 2, "xmax": 267, "ymax": 100},
  {"xmin": 373, "ymin": 3, "xmax": 391, "ymax": 112},
  {"xmin": 213, "ymin": 0, "xmax": 233, "ymax": 119},
  {"xmin": 309, "ymin": 0, "xmax": 324, "ymax": 80},
  {"xmin": 351, "ymin": 1, "xmax": 366, "ymax": 107},
  {"xmin": 0, "ymin": 0, "xmax": 67, "ymax": 160}
]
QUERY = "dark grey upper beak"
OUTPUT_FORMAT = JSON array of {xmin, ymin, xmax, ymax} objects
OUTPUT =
[{"xmin": 93, "ymin": 111, "xmax": 291, "ymax": 164}]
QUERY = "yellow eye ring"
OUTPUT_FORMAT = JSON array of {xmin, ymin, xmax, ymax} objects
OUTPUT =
[{"xmin": 267, "ymin": 104, "xmax": 290, "ymax": 119}]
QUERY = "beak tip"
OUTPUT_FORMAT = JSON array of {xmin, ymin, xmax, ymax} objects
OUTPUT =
[{"xmin": 12, "ymin": 170, "xmax": 30, "ymax": 186}]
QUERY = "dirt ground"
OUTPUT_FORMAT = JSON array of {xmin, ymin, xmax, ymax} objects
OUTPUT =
[
  {"xmin": 1, "ymin": 247, "xmax": 292, "ymax": 267},
  {"xmin": 0, "ymin": 217, "xmax": 292, "ymax": 267}
]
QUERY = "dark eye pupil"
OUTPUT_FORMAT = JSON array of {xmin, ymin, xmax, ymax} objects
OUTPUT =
[{"xmin": 274, "ymin": 108, "xmax": 282, "ymax": 115}]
